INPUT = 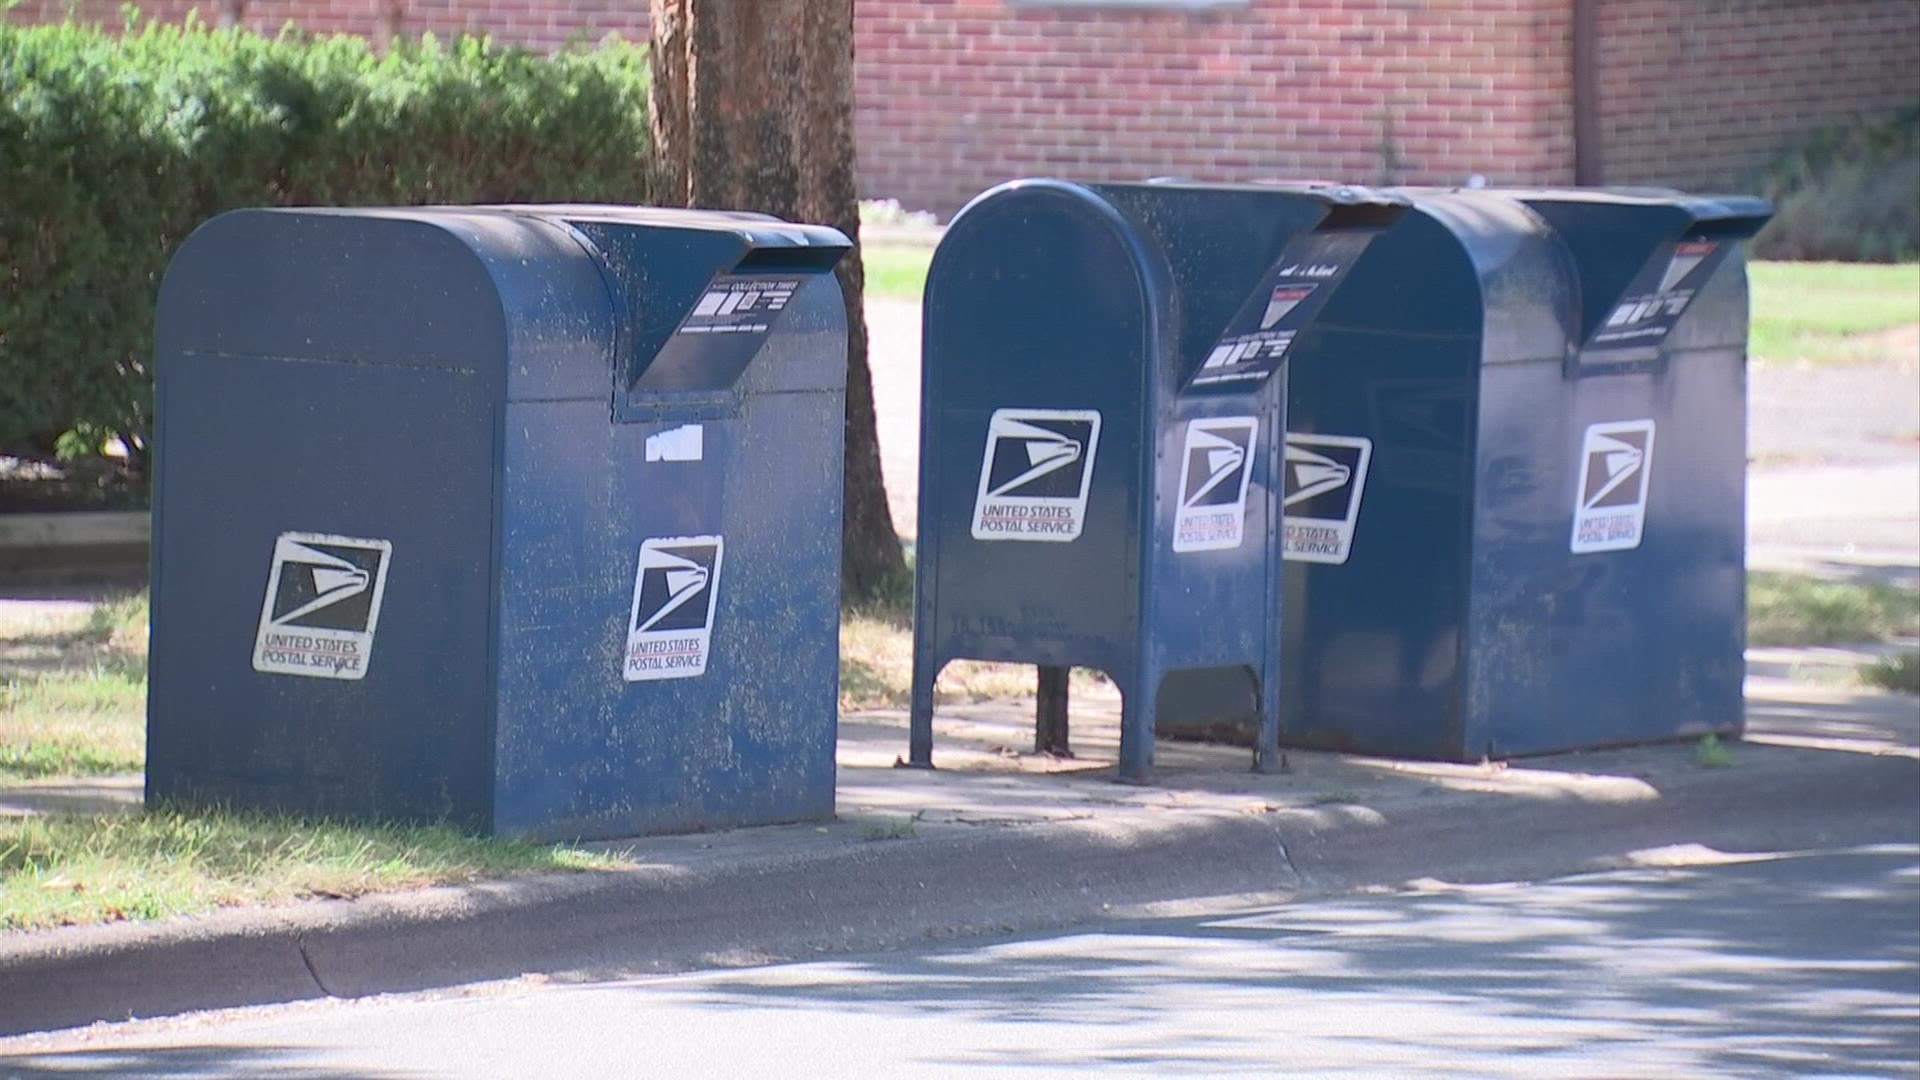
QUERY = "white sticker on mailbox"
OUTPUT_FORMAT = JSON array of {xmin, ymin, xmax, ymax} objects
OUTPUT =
[
  {"xmin": 1571, "ymin": 420, "xmax": 1656, "ymax": 554},
  {"xmin": 625, "ymin": 535, "xmax": 724, "ymax": 681},
  {"xmin": 1281, "ymin": 433, "xmax": 1373, "ymax": 565},
  {"xmin": 1173, "ymin": 417, "xmax": 1259, "ymax": 553},
  {"xmin": 970, "ymin": 409, "xmax": 1102, "ymax": 542},
  {"xmin": 645, "ymin": 423, "xmax": 704, "ymax": 462},
  {"xmin": 252, "ymin": 532, "xmax": 393, "ymax": 680}
]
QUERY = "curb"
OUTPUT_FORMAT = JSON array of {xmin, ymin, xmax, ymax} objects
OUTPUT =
[
  {"xmin": 0, "ymin": 511, "xmax": 149, "ymax": 587},
  {"xmin": 3, "ymin": 741, "xmax": 1914, "ymax": 1038},
  {"xmin": 0, "ymin": 810, "xmax": 1297, "ymax": 1037}
]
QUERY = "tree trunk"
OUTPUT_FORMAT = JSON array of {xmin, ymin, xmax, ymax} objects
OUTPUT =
[{"xmin": 648, "ymin": 0, "xmax": 907, "ymax": 603}]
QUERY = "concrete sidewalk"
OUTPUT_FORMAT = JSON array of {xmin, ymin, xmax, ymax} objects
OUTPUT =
[{"xmin": 2, "ymin": 663, "xmax": 1915, "ymax": 1039}]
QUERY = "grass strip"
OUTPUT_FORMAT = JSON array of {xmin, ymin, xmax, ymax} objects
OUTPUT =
[
  {"xmin": 861, "ymin": 243, "xmax": 934, "ymax": 300},
  {"xmin": 1748, "ymin": 571, "xmax": 1920, "ymax": 647},
  {"xmin": 0, "ymin": 807, "xmax": 623, "ymax": 930},
  {"xmin": 1748, "ymin": 260, "xmax": 1920, "ymax": 363},
  {"xmin": 1861, "ymin": 652, "xmax": 1920, "ymax": 695},
  {"xmin": 858, "ymin": 254, "xmax": 1920, "ymax": 361}
]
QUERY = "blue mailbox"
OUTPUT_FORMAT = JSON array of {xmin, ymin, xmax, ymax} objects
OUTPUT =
[
  {"xmin": 147, "ymin": 205, "xmax": 850, "ymax": 839},
  {"xmin": 1279, "ymin": 188, "xmax": 1771, "ymax": 760},
  {"xmin": 910, "ymin": 179, "xmax": 1407, "ymax": 781}
]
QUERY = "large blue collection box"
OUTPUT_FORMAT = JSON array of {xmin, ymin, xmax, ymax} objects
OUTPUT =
[{"xmin": 148, "ymin": 205, "xmax": 850, "ymax": 839}]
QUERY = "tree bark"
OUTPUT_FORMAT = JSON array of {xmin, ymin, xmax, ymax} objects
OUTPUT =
[
  {"xmin": 1035, "ymin": 666, "xmax": 1072, "ymax": 757},
  {"xmin": 648, "ymin": 0, "xmax": 906, "ymax": 603}
]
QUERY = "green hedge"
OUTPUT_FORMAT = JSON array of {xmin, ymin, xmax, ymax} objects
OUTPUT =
[
  {"xmin": 1751, "ymin": 105, "xmax": 1920, "ymax": 263},
  {"xmin": 0, "ymin": 19, "xmax": 656, "ymax": 466}
]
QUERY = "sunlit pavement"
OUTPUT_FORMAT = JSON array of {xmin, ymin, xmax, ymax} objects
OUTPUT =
[{"xmin": 5, "ymin": 845, "xmax": 1914, "ymax": 1079}]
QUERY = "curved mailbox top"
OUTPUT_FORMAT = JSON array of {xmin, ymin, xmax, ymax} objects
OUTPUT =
[
  {"xmin": 933, "ymin": 177, "xmax": 1412, "ymax": 403},
  {"xmin": 1311, "ymin": 188, "xmax": 1577, "ymax": 364},
  {"xmin": 158, "ymin": 204, "xmax": 850, "ymax": 411}
]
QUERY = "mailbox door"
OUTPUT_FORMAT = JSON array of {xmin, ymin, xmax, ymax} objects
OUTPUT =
[{"xmin": 918, "ymin": 183, "xmax": 1153, "ymax": 678}]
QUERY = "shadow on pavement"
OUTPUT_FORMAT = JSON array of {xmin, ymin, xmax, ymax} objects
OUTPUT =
[
  {"xmin": 0, "ymin": 1043, "xmax": 418, "ymax": 1079},
  {"xmin": 647, "ymin": 845, "xmax": 1920, "ymax": 1077}
]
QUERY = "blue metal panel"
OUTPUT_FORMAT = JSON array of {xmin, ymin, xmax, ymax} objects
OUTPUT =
[
  {"xmin": 1275, "ymin": 186, "xmax": 1767, "ymax": 761},
  {"xmin": 1461, "ymin": 190, "xmax": 1767, "ymax": 757},
  {"xmin": 149, "ymin": 209, "xmax": 507, "ymax": 825},
  {"xmin": 150, "ymin": 205, "xmax": 847, "ymax": 839},
  {"xmin": 1277, "ymin": 197, "xmax": 1549, "ymax": 759},
  {"xmin": 491, "ymin": 268, "xmax": 845, "ymax": 839}
]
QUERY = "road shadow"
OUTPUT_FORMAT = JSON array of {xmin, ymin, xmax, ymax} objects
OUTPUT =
[
  {"xmin": 641, "ymin": 846, "xmax": 1920, "ymax": 1077},
  {"xmin": 0, "ymin": 1043, "xmax": 419, "ymax": 1079}
]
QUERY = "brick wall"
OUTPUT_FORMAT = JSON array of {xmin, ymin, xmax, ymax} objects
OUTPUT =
[
  {"xmin": 855, "ymin": 0, "xmax": 1577, "ymax": 217},
  {"xmin": 10, "ymin": 0, "xmax": 1916, "ymax": 217},
  {"xmin": 1593, "ymin": 0, "xmax": 1920, "ymax": 190}
]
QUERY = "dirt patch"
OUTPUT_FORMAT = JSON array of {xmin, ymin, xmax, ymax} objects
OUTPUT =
[{"xmin": 1862, "ymin": 323, "xmax": 1920, "ymax": 368}]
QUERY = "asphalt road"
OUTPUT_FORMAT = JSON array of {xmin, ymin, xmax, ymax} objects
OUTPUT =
[{"xmin": 6, "ymin": 844, "xmax": 1915, "ymax": 1079}]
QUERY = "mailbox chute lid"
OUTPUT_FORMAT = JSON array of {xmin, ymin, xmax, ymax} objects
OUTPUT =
[{"xmin": 1489, "ymin": 188, "xmax": 1774, "ymax": 346}]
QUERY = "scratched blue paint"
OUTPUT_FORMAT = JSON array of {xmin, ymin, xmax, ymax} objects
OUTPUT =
[
  {"xmin": 148, "ymin": 205, "xmax": 849, "ymax": 839},
  {"xmin": 910, "ymin": 180, "xmax": 1408, "ymax": 781}
]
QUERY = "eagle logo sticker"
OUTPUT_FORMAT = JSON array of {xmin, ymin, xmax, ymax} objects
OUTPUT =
[
  {"xmin": 252, "ymin": 532, "xmax": 393, "ymax": 680},
  {"xmin": 970, "ymin": 409, "xmax": 1102, "ymax": 542},
  {"xmin": 625, "ymin": 536, "xmax": 724, "ymax": 681},
  {"xmin": 1281, "ymin": 434, "xmax": 1373, "ymax": 565},
  {"xmin": 1173, "ymin": 417, "xmax": 1259, "ymax": 553},
  {"xmin": 1571, "ymin": 420, "xmax": 1656, "ymax": 553}
]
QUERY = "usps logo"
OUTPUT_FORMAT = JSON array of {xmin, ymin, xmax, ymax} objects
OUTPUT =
[
  {"xmin": 1281, "ymin": 434, "xmax": 1373, "ymax": 565},
  {"xmin": 1172, "ymin": 417, "xmax": 1259, "ymax": 553},
  {"xmin": 625, "ymin": 536, "xmax": 724, "ymax": 682},
  {"xmin": 970, "ymin": 409, "xmax": 1102, "ymax": 542},
  {"xmin": 1571, "ymin": 420, "xmax": 1656, "ymax": 554},
  {"xmin": 252, "ymin": 532, "xmax": 393, "ymax": 680}
]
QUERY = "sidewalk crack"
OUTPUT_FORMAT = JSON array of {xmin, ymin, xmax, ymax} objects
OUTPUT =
[{"xmin": 296, "ymin": 936, "xmax": 337, "ymax": 998}]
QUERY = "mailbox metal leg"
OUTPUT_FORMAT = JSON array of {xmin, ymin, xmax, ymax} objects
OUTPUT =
[
  {"xmin": 1253, "ymin": 665, "xmax": 1284, "ymax": 774},
  {"xmin": 1116, "ymin": 665, "xmax": 1155, "ymax": 784},
  {"xmin": 907, "ymin": 662, "xmax": 937, "ymax": 769},
  {"xmin": 1034, "ymin": 666, "xmax": 1071, "ymax": 756}
]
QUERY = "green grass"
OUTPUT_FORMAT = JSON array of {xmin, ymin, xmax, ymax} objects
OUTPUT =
[
  {"xmin": 1, "ymin": 590, "xmax": 148, "ymax": 781},
  {"xmin": 862, "ymin": 243, "xmax": 933, "ymax": 300},
  {"xmin": 1861, "ymin": 652, "xmax": 1920, "ymax": 695},
  {"xmin": 1748, "ymin": 260, "xmax": 1920, "ymax": 363},
  {"xmin": 0, "ymin": 807, "xmax": 623, "ymax": 930},
  {"xmin": 1747, "ymin": 571, "xmax": 1920, "ymax": 647},
  {"xmin": 0, "ymin": 662, "xmax": 146, "ymax": 780},
  {"xmin": 856, "ymin": 251, "xmax": 1919, "ymax": 361},
  {"xmin": 1694, "ymin": 733, "xmax": 1737, "ymax": 769}
]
